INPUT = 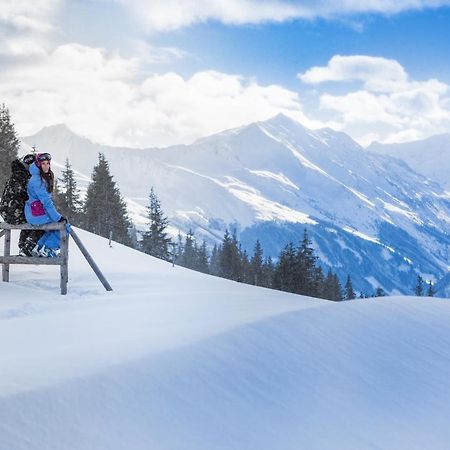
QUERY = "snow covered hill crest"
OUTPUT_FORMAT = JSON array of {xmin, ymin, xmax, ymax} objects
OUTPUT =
[
  {"xmin": 2, "ymin": 228, "xmax": 450, "ymax": 450},
  {"xmin": 22, "ymin": 115, "xmax": 450, "ymax": 295}
]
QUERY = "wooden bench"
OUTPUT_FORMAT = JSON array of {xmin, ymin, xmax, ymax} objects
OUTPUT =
[{"xmin": 0, "ymin": 223, "xmax": 112, "ymax": 295}]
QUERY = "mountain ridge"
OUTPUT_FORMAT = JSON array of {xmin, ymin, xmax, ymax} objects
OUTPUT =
[{"xmin": 21, "ymin": 115, "xmax": 450, "ymax": 296}]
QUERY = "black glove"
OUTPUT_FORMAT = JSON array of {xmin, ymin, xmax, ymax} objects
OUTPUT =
[{"xmin": 58, "ymin": 216, "xmax": 67, "ymax": 223}]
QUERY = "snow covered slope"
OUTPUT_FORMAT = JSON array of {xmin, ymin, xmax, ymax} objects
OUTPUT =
[
  {"xmin": 368, "ymin": 133, "xmax": 450, "ymax": 191},
  {"xmin": 22, "ymin": 116, "xmax": 450, "ymax": 295},
  {"xmin": 1, "ymin": 229, "xmax": 450, "ymax": 450}
]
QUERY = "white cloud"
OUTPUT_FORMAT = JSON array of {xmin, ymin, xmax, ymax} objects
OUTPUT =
[
  {"xmin": 299, "ymin": 55, "xmax": 408, "ymax": 93},
  {"xmin": 0, "ymin": 43, "xmax": 313, "ymax": 147},
  {"xmin": 132, "ymin": 40, "xmax": 188, "ymax": 65},
  {"xmin": 115, "ymin": 0, "xmax": 303, "ymax": 32},
  {"xmin": 0, "ymin": 0, "xmax": 59, "ymax": 32},
  {"xmin": 0, "ymin": 0, "xmax": 60, "ymax": 57},
  {"xmin": 304, "ymin": 55, "xmax": 450, "ymax": 145},
  {"xmin": 115, "ymin": 0, "xmax": 450, "ymax": 31}
]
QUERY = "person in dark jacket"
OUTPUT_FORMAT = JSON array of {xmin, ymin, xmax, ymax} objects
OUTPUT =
[
  {"xmin": 0, "ymin": 153, "xmax": 44, "ymax": 256},
  {"xmin": 24, "ymin": 152, "xmax": 68, "ymax": 257}
]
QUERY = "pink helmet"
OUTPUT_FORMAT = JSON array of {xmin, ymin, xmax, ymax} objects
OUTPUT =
[{"xmin": 35, "ymin": 152, "xmax": 52, "ymax": 168}]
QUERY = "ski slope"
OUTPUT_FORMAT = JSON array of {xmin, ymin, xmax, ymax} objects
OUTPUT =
[{"xmin": 1, "ymin": 228, "xmax": 450, "ymax": 450}]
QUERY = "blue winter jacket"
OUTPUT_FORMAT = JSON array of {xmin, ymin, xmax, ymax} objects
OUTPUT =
[{"xmin": 24, "ymin": 163, "xmax": 61, "ymax": 225}]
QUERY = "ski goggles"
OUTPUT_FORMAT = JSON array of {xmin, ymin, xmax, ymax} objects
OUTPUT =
[{"xmin": 36, "ymin": 152, "xmax": 52, "ymax": 162}]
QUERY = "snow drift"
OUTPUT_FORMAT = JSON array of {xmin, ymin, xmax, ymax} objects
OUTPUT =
[{"xmin": 1, "ymin": 228, "xmax": 450, "ymax": 449}]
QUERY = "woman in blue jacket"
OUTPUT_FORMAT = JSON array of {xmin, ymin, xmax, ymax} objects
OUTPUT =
[{"xmin": 24, "ymin": 152, "xmax": 67, "ymax": 257}]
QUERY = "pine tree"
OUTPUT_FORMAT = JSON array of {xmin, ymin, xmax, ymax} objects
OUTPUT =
[
  {"xmin": 57, "ymin": 158, "xmax": 83, "ymax": 225},
  {"xmin": 239, "ymin": 247, "xmax": 251, "ymax": 283},
  {"xmin": 313, "ymin": 266, "xmax": 325, "ymax": 298},
  {"xmin": 332, "ymin": 273, "xmax": 343, "ymax": 301},
  {"xmin": 141, "ymin": 187, "xmax": 171, "ymax": 260},
  {"xmin": 218, "ymin": 230, "xmax": 232, "ymax": 279},
  {"xmin": 218, "ymin": 229, "xmax": 241, "ymax": 281},
  {"xmin": 128, "ymin": 223, "xmax": 139, "ymax": 249},
  {"xmin": 0, "ymin": 104, "xmax": 20, "ymax": 190},
  {"xmin": 323, "ymin": 269, "xmax": 335, "ymax": 300},
  {"xmin": 84, "ymin": 153, "xmax": 132, "ymax": 246},
  {"xmin": 174, "ymin": 232, "xmax": 184, "ymax": 264},
  {"xmin": 427, "ymin": 280, "xmax": 436, "ymax": 297},
  {"xmin": 178, "ymin": 229, "xmax": 195, "ymax": 268},
  {"xmin": 209, "ymin": 243, "xmax": 220, "ymax": 276},
  {"xmin": 415, "ymin": 275, "xmax": 424, "ymax": 296},
  {"xmin": 374, "ymin": 287, "xmax": 386, "ymax": 297},
  {"xmin": 250, "ymin": 240, "xmax": 264, "ymax": 286},
  {"xmin": 273, "ymin": 242, "xmax": 297, "ymax": 293},
  {"xmin": 344, "ymin": 275, "xmax": 356, "ymax": 300},
  {"xmin": 295, "ymin": 229, "xmax": 317, "ymax": 295},
  {"xmin": 323, "ymin": 269, "xmax": 343, "ymax": 301},
  {"xmin": 261, "ymin": 256, "xmax": 274, "ymax": 288},
  {"xmin": 195, "ymin": 241, "xmax": 210, "ymax": 274}
]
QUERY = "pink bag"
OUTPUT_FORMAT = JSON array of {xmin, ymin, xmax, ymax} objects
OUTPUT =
[{"xmin": 30, "ymin": 200, "xmax": 45, "ymax": 217}]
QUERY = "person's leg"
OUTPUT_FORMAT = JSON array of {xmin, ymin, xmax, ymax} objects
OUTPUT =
[
  {"xmin": 19, "ymin": 230, "xmax": 45, "ymax": 256},
  {"xmin": 31, "ymin": 230, "xmax": 45, "ymax": 241},
  {"xmin": 38, "ymin": 230, "xmax": 60, "ymax": 250},
  {"xmin": 18, "ymin": 230, "xmax": 28, "ymax": 250},
  {"xmin": 24, "ymin": 230, "xmax": 44, "ymax": 250}
]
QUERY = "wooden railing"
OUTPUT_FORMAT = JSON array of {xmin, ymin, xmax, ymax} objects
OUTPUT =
[{"xmin": 0, "ymin": 223, "xmax": 112, "ymax": 295}]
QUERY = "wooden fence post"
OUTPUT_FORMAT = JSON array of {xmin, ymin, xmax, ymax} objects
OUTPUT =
[
  {"xmin": 70, "ymin": 228, "xmax": 113, "ymax": 291},
  {"xmin": 60, "ymin": 224, "xmax": 69, "ymax": 295},
  {"xmin": 2, "ymin": 229, "xmax": 11, "ymax": 282}
]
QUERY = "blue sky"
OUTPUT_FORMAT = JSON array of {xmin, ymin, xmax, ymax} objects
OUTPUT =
[{"xmin": 1, "ymin": 1, "xmax": 450, "ymax": 148}]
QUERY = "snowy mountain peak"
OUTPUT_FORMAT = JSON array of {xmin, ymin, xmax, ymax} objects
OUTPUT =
[
  {"xmin": 261, "ymin": 112, "xmax": 305, "ymax": 129},
  {"xmin": 27, "ymin": 123, "xmax": 77, "ymax": 140}
]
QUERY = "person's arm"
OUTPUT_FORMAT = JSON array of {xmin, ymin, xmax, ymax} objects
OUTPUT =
[{"xmin": 32, "ymin": 179, "xmax": 62, "ymax": 222}]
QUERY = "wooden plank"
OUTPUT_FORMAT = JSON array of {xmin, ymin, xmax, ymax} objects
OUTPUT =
[
  {"xmin": 2, "ymin": 230, "xmax": 11, "ymax": 282},
  {"xmin": 60, "ymin": 225, "xmax": 69, "ymax": 295},
  {"xmin": 0, "ymin": 256, "xmax": 62, "ymax": 265},
  {"xmin": 70, "ymin": 228, "xmax": 113, "ymax": 291},
  {"xmin": 0, "ymin": 223, "xmax": 64, "ymax": 231},
  {"xmin": 0, "ymin": 230, "xmax": 5, "ymax": 239}
]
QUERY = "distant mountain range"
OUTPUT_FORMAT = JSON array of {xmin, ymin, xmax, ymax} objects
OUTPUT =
[
  {"xmin": 368, "ymin": 133, "xmax": 450, "ymax": 191},
  {"xmin": 22, "ymin": 115, "xmax": 450, "ymax": 296}
]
